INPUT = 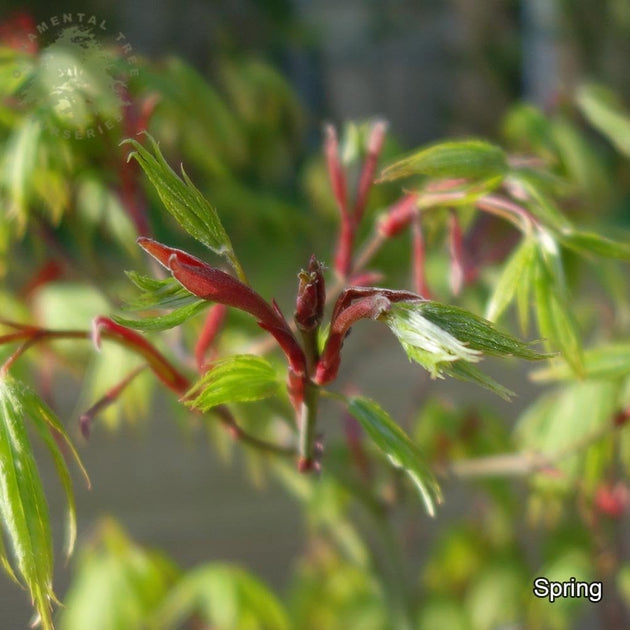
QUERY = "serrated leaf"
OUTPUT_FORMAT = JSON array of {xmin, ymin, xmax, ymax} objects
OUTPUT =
[
  {"xmin": 123, "ymin": 272, "xmax": 201, "ymax": 310},
  {"xmin": 576, "ymin": 83, "xmax": 630, "ymax": 157},
  {"xmin": 418, "ymin": 302, "xmax": 546, "ymax": 360},
  {"xmin": 153, "ymin": 563, "xmax": 290, "ymax": 630},
  {"xmin": 186, "ymin": 355, "xmax": 280, "ymax": 412},
  {"xmin": 442, "ymin": 361, "xmax": 514, "ymax": 401},
  {"xmin": 381, "ymin": 301, "xmax": 546, "ymax": 397},
  {"xmin": 531, "ymin": 343, "xmax": 630, "ymax": 382},
  {"xmin": 486, "ymin": 237, "xmax": 536, "ymax": 322},
  {"xmin": 560, "ymin": 230, "xmax": 630, "ymax": 260},
  {"xmin": 379, "ymin": 139, "xmax": 507, "ymax": 182},
  {"xmin": 0, "ymin": 375, "xmax": 88, "ymax": 630},
  {"xmin": 381, "ymin": 302, "xmax": 482, "ymax": 378},
  {"xmin": 122, "ymin": 134, "xmax": 236, "ymax": 263},
  {"xmin": 347, "ymin": 396, "xmax": 441, "ymax": 516},
  {"xmin": 113, "ymin": 272, "xmax": 206, "ymax": 331},
  {"xmin": 112, "ymin": 300, "xmax": 206, "ymax": 331}
]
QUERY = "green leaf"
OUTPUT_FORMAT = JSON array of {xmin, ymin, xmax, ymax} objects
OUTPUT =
[
  {"xmin": 416, "ymin": 303, "xmax": 546, "ymax": 360},
  {"xmin": 347, "ymin": 396, "xmax": 442, "ymax": 516},
  {"xmin": 113, "ymin": 272, "xmax": 207, "ymax": 331},
  {"xmin": 560, "ymin": 230, "xmax": 630, "ymax": 260},
  {"xmin": 379, "ymin": 139, "xmax": 507, "ymax": 182},
  {"xmin": 502, "ymin": 103, "xmax": 555, "ymax": 157},
  {"xmin": 186, "ymin": 355, "xmax": 280, "ymax": 412},
  {"xmin": 531, "ymin": 343, "xmax": 630, "ymax": 382},
  {"xmin": 0, "ymin": 375, "xmax": 88, "ymax": 630},
  {"xmin": 0, "ymin": 117, "xmax": 41, "ymax": 231},
  {"xmin": 124, "ymin": 272, "xmax": 199, "ymax": 311},
  {"xmin": 122, "ymin": 134, "xmax": 239, "ymax": 269},
  {"xmin": 112, "ymin": 301, "xmax": 206, "ymax": 331},
  {"xmin": 533, "ymin": 234, "xmax": 583, "ymax": 374},
  {"xmin": 381, "ymin": 302, "xmax": 483, "ymax": 378},
  {"xmin": 59, "ymin": 519, "xmax": 177, "ymax": 630},
  {"xmin": 75, "ymin": 175, "xmax": 136, "ymax": 255},
  {"xmin": 153, "ymin": 563, "xmax": 290, "ymax": 630},
  {"xmin": 485, "ymin": 236, "xmax": 536, "ymax": 323},
  {"xmin": 576, "ymin": 83, "xmax": 630, "ymax": 157},
  {"xmin": 516, "ymin": 381, "xmax": 618, "ymax": 484},
  {"xmin": 442, "ymin": 361, "xmax": 514, "ymax": 401},
  {"xmin": 550, "ymin": 118, "xmax": 611, "ymax": 205},
  {"xmin": 381, "ymin": 301, "xmax": 546, "ymax": 398},
  {"xmin": 509, "ymin": 171, "xmax": 572, "ymax": 231}
]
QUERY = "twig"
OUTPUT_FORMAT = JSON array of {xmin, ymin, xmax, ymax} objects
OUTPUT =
[
  {"xmin": 212, "ymin": 405, "xmax": 295, "ymax": 457},
  {"xmin": 446, "ymin": 420, "xmax": 622, "ymax": 479}
]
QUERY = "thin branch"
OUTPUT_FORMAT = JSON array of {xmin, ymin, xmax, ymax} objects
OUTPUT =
[
  {"xmin": 79, "ymin": 365, "xmax": 147, "ymax": 438},
  {"xmin": 0, "ymin": 320, "xmax": 296, "ymax": 459},
  {"xmin": 446, "ymin": 420, "xmax": 621, "ymax": 479},
  {"xmin": 212, "ymin": 405, "xmax": 295, "ymax": 457}
]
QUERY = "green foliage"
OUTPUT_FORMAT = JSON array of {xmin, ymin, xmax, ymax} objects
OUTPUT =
[
  {"xmin": 154, "ymin": 563, "xmax": 290, "ymax": 630},
  {"xmin": 346, "ymin": 396, "xmax": 441, "ymax": 516},
  {"xmin": 112, "ymin": 273, "xmax": 206, "ymax": 331},
  {"xmin": 381, "ymin": 300, "xmax": 546, "ymax": 398},
  {"xmin": 379, "ymin": 139, "xmax": 507, "ymax": 182},
  {"xmin": 122, "ymin": 135, "xmax": 239, "ymax": 267},
  {"xmin": 5, "ymin": 30, "xmax": 630, "ymax": 629},
  {"xmin": 58, "ymin": 520, "xmax": 177, "ymax": 630},
  {"xmin": 186, "ymin": 355, "xmax": 281, "ymax": 412},
  {"xmin": 532, "ymin": 342, "xmax": 630, "ymax": 382},
  {"xmin": 0, "ymin": 375, "xmax": 87, "ymax": 630},
  {"xmin": 485, "ymin": 236, "xmax": 536, "ymax": 324},
  {"xmin": 532, "ymin": 232, "xmax": 584, "ymax": 375},
  {"xmin": 516, "ymin": 380, "xmax": 619, "ymax": 487},
  {"xmin": 576, "ymin": 83, "xmax": 630, "ymax": 157}
]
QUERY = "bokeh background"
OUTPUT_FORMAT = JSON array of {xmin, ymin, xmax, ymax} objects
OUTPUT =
[{"xmin": 2, "ymin": 1, "xmax": 630, "ymax": 628}]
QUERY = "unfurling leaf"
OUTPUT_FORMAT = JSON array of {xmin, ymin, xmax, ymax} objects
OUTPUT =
[
  {"xmin": 381, "ymin": 302, "xmax": 482, "ymax": 377},
  {"xmin": 381, "ymin": 301, "xmax": 547, "ymax": 399},
  {"xmin": 121, "ymin": 134, "xmax": 244, "ymax": 278},
  {"xmin": 379, "ymin": 139, "xmax": 507, "ymax": 182},
  {"xmin": 347, "ymin": 396, "xmax": 442, "ymax": 516},
  {"xmin": 123, "ymin": 272, "xmax": 200, "ymax": 311},
  {"xmin": 115, "ymin": 272, "xmax": 206, "ymax": 331},
  {"xmin": 186, "ymin": 355, "xmax": 280, "ymax": 412},
  {"xmin": 0, "ymin": 375, "xmax": 89, "ymax": 630}
]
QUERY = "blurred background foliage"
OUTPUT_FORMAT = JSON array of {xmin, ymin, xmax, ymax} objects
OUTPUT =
[{"xmin": 2, "ymin": 1, "xmax": 630, "ymax": 629}]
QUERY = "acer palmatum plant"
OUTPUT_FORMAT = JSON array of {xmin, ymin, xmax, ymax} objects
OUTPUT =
[{"xmin": 3, "ymin": 70, "xmax": 630, "ymax": 628}]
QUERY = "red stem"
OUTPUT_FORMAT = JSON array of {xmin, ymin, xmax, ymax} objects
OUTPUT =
[
  {"xmin": 353, "ymin": 120, "xmax": 387, "ymax": 223},
  {"xmin": 80, "ymin": 365, "xmax": 147, "ymax": 438},
  {"xmin": 195, "ymin": 304, "xmax": 227, "ymax": 372},
  {"xmin": 412, "ymin": 214, "xmax": 430, "ymax": 298}
]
